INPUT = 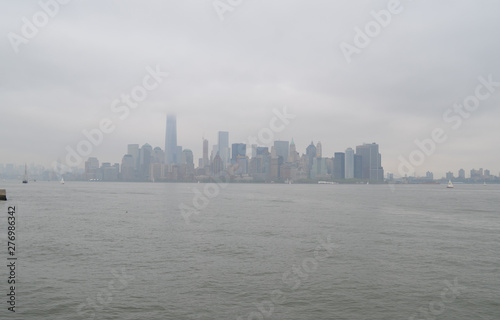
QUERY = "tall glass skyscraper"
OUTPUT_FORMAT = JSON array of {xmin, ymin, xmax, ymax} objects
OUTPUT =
[
  {"xmin": 345, "ymin": 147, "xmax": 354, "ymax": 179},
  {"xmin": 274, "ymin": 141, "xmax": 289, "ymax": 163},
  {"xmin": 218, "ymin": 131, "xmax": 229, "ymax": 167},
  {"xmin": 165, "ymin": 114, "xmax": 178, "ymax": 164},
  {"xmin": 355, "ymin": 143, "xmax": 384, "ymax": 181}
]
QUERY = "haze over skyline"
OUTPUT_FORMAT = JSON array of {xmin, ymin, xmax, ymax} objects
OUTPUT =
[{"xmin": 1, "ymin": 1, "xmax": 500, "ymax": 178}]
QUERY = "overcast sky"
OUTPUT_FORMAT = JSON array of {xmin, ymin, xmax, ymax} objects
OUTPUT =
[{"xmin": 1, "ymin": 0, "xmax": 500, "ymax": 177}]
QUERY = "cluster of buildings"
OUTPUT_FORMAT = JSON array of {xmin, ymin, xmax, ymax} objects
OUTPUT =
[
  {"xmin": 81, "ymin": 114, "xmax": 385, "ymax": 183},
  {"xmin": 3, "ymin": 115, "xmax": 499, "ymax": 184}
]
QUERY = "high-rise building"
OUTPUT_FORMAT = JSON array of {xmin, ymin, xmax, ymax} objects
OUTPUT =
[
  {"xmin": 127, "ymin": 144, "xmax": 140, "ymax": 171},
  {"xmin": 203, "ymin": 139, "xmax": 209, "ymax": 167},
  {"xmin": 121, "ymin": 154, "xmax": 135, "ymax": 181},
  {"xmin": 231, "ymin": 143, "xmax": 246, "ymax": 164},
  {"xmin": 256, "ymin": 147, "xmax": 269, "ymax": 156},
  {"xmin": 355, "ymin": 143, "xmax": 384, "ymax": 181},
  {"xmin": 274, "ymin": 141, "xmax": 289, "ymax": 163},
  {"xmin": 251, "ymin": 144, "xmax": 257, "ymax": 158},
  {"xmin": 165, "ymin": 114, "xmax": 178, "ymax": 164},
  {"xmin": 316, "ymin": 142, "xmax": 322, "ymax": 158},
  {"xmin": 354, "ymin": 154, "xmax": 363, "ymax": 179},
  {"xmin": 333, "ymin": 152, "xmax": 345, "ymax": 180},
  {"xmin": 345, "ymin": 148, "xmax": 354, "ymax": 179},
  {"xmin": 139, "ymin": 143, "xmax": 153, "ymax": 180},
  {"xmin": 458, "ymin": 168, "xmax": 465, "ymax": 179},
  {"xmin": 218, "ymin": 131, "xmax": 229, "ymax": 167},
  {"xmin": 306, "ymin": 142, "xmax": 317, "ymax": 171},
  {"xmin": 426, "ymin": 171, "xmax": 434, "ymax": 180},
  {"xmin": 288, "ymin": 139, "xmax": 298, "ymax": 162},
  {"xmin": 152, "ymin": 147, "xmax": 164, "ymax": 164}
]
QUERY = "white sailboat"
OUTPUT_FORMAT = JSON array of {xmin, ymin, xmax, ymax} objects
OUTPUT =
[
  {"xmin": 22, "ymin": 164, "xmax": 28, "ymax": 184},
  {"xmin": 447, "ymin": 180, "xmax": 454, "ymax": 188},
  {"xmin": 60, "ymin": 177, "xmax": 64, "ymax": 184}
]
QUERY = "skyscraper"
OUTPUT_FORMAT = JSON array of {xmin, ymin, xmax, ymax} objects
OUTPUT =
[
  {"xmin": 333, "ymin": 152, "xmax": 345, "ymax": 180},
  {"xmin": 203, "ymin": 139, "xmax": 209, "ymax": 167},
  {"xmin": 127, "ymin": 144, "xmax": 140, "ymax": 172},
  {"xmin": 218, "ymin": 131, "xmax": 229, "ymax": 167},
  {"xmin": 165, "ymin": 114, "xmax": 178, "ymax": 164},
  {"xmin": 274, "ymin": 141, "xmax": 289, "ymax": 163},
  {"xmin": 355, "ymin": 143, "xmax": 384, "ymax": 181},
  {"xmin": 316, "ymin": 142, "xmax": 322, "ymax": 158},
  {"xmin": 345, "ymin": 148, "xmax": 354, "ymax": 179},
  {"xmin": 354, "ymin": 154, "xmax": 363, "ymax": 179},
  {"xmin": 288, "ymin": 138, "xmax": 298, "ymax": 162},
  {"xmin": 231, "ymin": 143, "xmax": 246, "ymax": 164},
  {"xmin": 306, "ymin": 142, "xmax": 317, "ymax": 172}
]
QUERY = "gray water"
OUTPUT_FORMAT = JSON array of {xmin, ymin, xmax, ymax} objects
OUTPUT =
[{"xmin": 0, "ymin": 181, "xmax": 499, "ymax": 319}]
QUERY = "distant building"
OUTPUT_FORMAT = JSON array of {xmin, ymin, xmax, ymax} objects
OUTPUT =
[
  {"xmin": 426, "ymin": 171, "xmax": 434, "ymax": 180},
  {"xmin": 288, "ymin": 139, "xmax": 299, "ymax": 162},
  {"xmin": 306, "ymin": 142, "xmax": 317, "ymax": 173},
  {"xmin": 333, "ymin": 152, "xmax": 345, "ymax": 180},
  {"xmin": 446, "ymin": 171, "xmax": 454, "ymax": 180},
  {"xmin": 85, "ymin": 157, "xmax": 100, "ymax": 180},
  {"xmin": 218, "ymin": 131, "xmax": 229, "ymax": 167},
  {"xmin": 345, "ymin": 148, "xmax": 354, "ymax": 179},
  {"xmin": 165, "ymin": 114, "xmax": 178, "ymax": 164},
  {"xmin": 316, "ymin": 142, "xmax": 322, "ymax": 158},
  {"xmin": 127, "ymin": 144, "xmax": 140, "ymax": 172},
  {"xmin": 256, "ymin": 147, "xmax": 269, "ymax": 156},
  {"xmin": 458, "ymin": 168, "xmax": 465, "ymax": 179},
  {"xmin": 354, "ymin": 154, "xmax": 363, "ymax": 179},
  {"xmin": 121, "ymin": 154, "xmax": 135, "ymax": 181},
  {"xmin": 231, "ymin": 143, "xmax": 246, "ymax": 164},
  {"xmin": 211, "ymin": 154, "xmax": 224, "ymax": 176},
  {"xmin": 355, "ymin": 143, "xmax": 384, "ymax": 181},
  {"xmin": 139, "ymin": 143, "xmax": 153, "ymax": 181},
  {"xmin": 274, "ymin": 141, "xmax": 289, "ymax": 163},
  {"xmin": 203, "ymin": 139, "xmax": 209, "ymax": 167}
]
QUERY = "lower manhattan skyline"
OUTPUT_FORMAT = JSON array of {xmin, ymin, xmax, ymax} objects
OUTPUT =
[{"xmin": 1, "ymin": 112, "xmax": 498, "ymax": 183}]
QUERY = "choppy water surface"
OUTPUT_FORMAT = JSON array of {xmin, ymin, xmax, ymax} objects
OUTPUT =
[{"xmin": 1, "ymin": 181, "xmax": 499, "ymax": 319}]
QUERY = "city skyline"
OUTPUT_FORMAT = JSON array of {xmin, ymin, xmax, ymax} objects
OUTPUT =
[
  {"xmin": 3, "ymin": 111, "xmax": 498, "ymax": 182},
  {"xmin": 1, "ymin": 110, "xmax": 499, "ymax": 180}
]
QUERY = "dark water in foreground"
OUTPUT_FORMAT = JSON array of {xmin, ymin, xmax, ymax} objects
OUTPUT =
[{"xmin": 0, "ymin": 181, "xmax": 499, "ymax": 319}]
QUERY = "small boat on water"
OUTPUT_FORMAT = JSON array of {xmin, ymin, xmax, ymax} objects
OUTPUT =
[
  {"xmin": 22, "ymin": 164, "xmax": 28, "ymax": 184},
  {"xmin": 447, "ymin": 180, "xmax": 454, "ymax": 188},
  {"xmin": 60, "ymin": 177, "xmax": 64, "ymax": 184}
]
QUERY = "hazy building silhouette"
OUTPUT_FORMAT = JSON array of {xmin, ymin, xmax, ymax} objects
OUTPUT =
[
  {"xmin": 127, "ymin": 144, "xmax": 140, "ymax": 172},
  {"xmin": 231, "ymin": 143, "xmax": 246, "ymax": 164},
  {"xmin": 333, "ymin": 152, "xmax": 345, "ymax": 180},
  {"xmin": 356, "ymin": 143, "xmax": 384, "ymax": 181},
  {"xmin": 121, "ymin": 154, "xmax": 135, "ymax": 181},
  {"xmin": 354, "ymin": 154, "xmax": 363, "ymax": 179},
  {"xmin": 458, "ymin": 168, "xmax": 465, "ymax": 179},
  {"xmin": 165, "ymin": 114, "xmax": 178, "ymax": 164},
  {"xmin": 203, "ymin": 139, "xmax": 209, "ymax": 167},
  {"xmin": 306, "ymin": 142, "xmax": 317, "ymax": 173},
  {"xmin": 345, "ymin": 148, "xmax": 354, "ymax": 179},
  {"xmin": 288, "ymin": 139, "xmax": 298, "ymax": 162},
  {"xmin": 211, "ymin": 153, "xmax": 224, "ymax": 176},
  {"xmin": 316, "ymin": 142, "xmax": 322, "ymax": 158},
  {"xmin": 139, "ymin": 143, "xmax": 153, "ymax": 180},
  {"xmin": 274, "ymin": 141, "xmax": 289, "ymax": 163},
  {"xmin": 256, "ymin": 147, "xmax": 269, "ymax": 156},
  {"xmin": 218, "ymin": 131, "xmax": 229, "ymax": 167}
]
